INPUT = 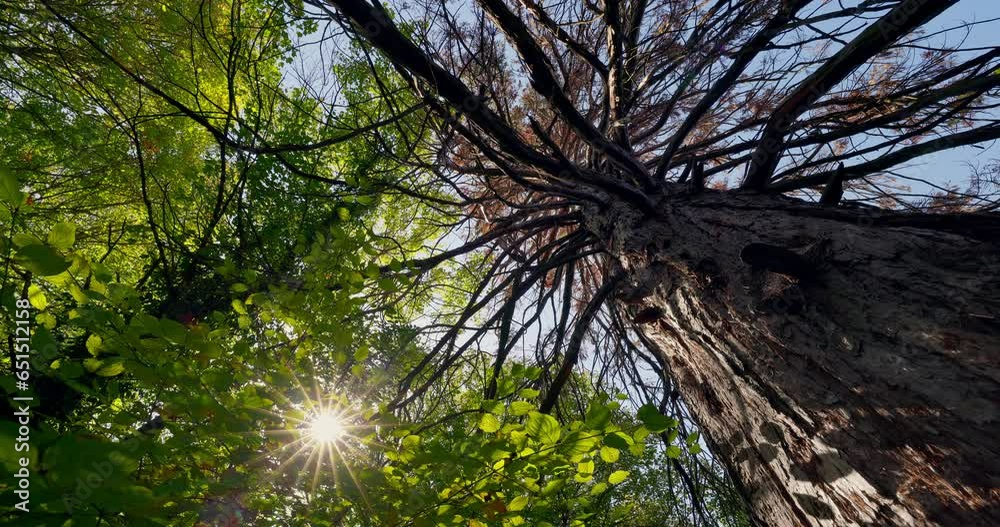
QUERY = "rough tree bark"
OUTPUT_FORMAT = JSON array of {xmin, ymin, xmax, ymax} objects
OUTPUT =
[{"xmin": 590, "ymin": 188, "xmax": 1000, "ymax": 526}]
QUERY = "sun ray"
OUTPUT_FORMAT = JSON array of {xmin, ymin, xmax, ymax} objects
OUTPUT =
[
  {"xmin": 235, "ymin": 363, "xmax": 400, "ymax": 510},
  {"xmin": 309, "ymin": 441, "xmax": 325, "ymax": 496},
  {"xmin": 331, "ymin": 440, "xmax": 375, "ymax": 514}
]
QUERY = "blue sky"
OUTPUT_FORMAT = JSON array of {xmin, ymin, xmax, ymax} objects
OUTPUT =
[
  {"xmin": 739, "ymin": 0, "xmax": 1000, "ymax": 203},
  {"xmin": 901, "ymin": 0, "xmax": 1000, "ymax": 199}
]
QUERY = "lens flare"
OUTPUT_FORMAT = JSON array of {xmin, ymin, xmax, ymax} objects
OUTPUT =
[
  {"xmin": 243, "ymin": 369, "xmax": 383, "ymax": 504},
  {"xmin": 309, "ymin": 412, "xmax": 345, "ymax": 443}
]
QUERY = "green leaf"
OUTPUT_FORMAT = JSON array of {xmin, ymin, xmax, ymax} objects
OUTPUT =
[
  {"xmin": 377, "ymin": 277, "xmax": 397, "ymax": 292},
  {"xmin": 599, "ymin": 446, "xmax": 620, "ymax": 463},
  {"xmin": 159, "ymin": 318, "xmax": 188, "ymax": 344},
  {"xmin": 47, "ymin": 222, "xmax": 76, "ymax": 250},
  {"xmin": 243, "ymin": 394, "xmax": 273, "ymax": 409},
  {"xmin": 637, "ymin": 404, "xmax": 673, "ymax": 433},
  {"xmin": 508, "ymin": 496, "xmax": 529, "ymax": 512},
  {"xmin": 541, "ymin": 478, "xmax": 566, "ymax": 496},
  {"xmin": 481, "ymin": 399, "xmax": 504, "ymax": 414},
  {"xmin": 576, "ymin": 459, "xmax": 594, "ymax": 475},
  {"xmin": 666, "ymin": 445, "xmax": 682, "ymax": 459},
  {"xmin": 584, "ymin": 402, "xmax": 612, "ymax": 430},
  {"xmin": 353, "ymin": 347, "xmax": 369, "ymax": 362},
  {"xmin": 96, "ymin": 360, "xmax": 126, "ymax": 377},
  {"xmin": 525, "ymin": 412, "xmax": 561, "ymax": 445},
  {"xmin": 633, "ymin": 426, "xmax": 651, "ymax": 443},
  {"xmin": 667, "ymin": 429, "xmax": 678, "ymax": 443},
  {"xmin": 590, "ymin": 482, "xmax": 608, "ymax": 496},
  {"xmin": 608, "ymin": 470, "xmax": 629, "ymax": 485},
  {"xmin": 478, "ymin": 413, "xmax": 501, "ymax": 433},
  {"xmin": 604, "ymin": 431, "xmax": 632, "ymax": 450},
  {"xmin": 83, "ymin": 358, "xmax": 103, "ymax": 373},
  {"xmin": 509, "ymin": 401, "xmax": 534, "ymax": 416},
  {"xmin": 36, "ymin": 312, "xmax": 56, "ymax": 329},
  {"xmin": 60, "ymin": 361, "xmax": 84, "ymax": 379},
  {"xmin": 562, "ymin": 431, "xmax": 600, "ymax": 456},
  {"xmin": 12, "ymin": 233, "xmax": 40, "ymax": 247},
  {"xmin": 518, "ymin": 388, "xmax": 540, "ymax": 399},
  {"xmin": 16, "ymin": 244, "xmax": 70, "ymax": 276},
  {"xmin": 0, "ymin": 168, "xmax": 24, "ymax": 205},
  {"xmin": 27, "ymin": 284, "xmax": 47, "ymax": 310},
  {"xmin": 86, "ymin": 334, "xmax": 103, "ymax": 357}
]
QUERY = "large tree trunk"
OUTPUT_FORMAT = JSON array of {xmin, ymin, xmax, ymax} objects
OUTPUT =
[{"xmin": 589, "ymin": 188, "xmax": 1000, "ymax": 526}]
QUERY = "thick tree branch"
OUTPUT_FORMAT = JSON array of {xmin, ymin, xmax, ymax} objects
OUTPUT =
[
  {"xmin": 768, "ymin": 124, "xmax": 1000, "ymax": 193},
  {"xmin": 742, "ymin": 0, "xmax": 960, "ymax": 190}
]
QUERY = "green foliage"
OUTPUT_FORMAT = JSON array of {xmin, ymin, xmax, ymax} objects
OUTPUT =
[{"xmin": 366, "ymin": 396, "xmax": 644, "ymax": 526}]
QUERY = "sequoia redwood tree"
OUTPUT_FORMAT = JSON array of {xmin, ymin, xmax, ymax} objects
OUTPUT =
[
  {"xmin": 306, "ymin": 0, "xmax": 1000, "ymax": 525},
  {"xmin": 34, "ymin": 0, "xmax": 1000, "ymax": 524}
]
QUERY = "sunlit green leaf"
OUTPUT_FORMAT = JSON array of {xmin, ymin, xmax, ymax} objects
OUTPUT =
[
  {"xmin": 608, "ymin": 470, "xmax": 629, "ymax": 485},
  {"xmin": 509, "ymin": 401, "xmax": 534, "ymax": 416},
  {"xmin": 525, "ymin": 412, "xmax": 560, "ymax": 445},
  {"xmin": 48, "ymin": 222, "xmax": 76, "ymax": 250},
  {"xmin": 478, "ymin": 413, "xmax": 501, "ymax": 433}
]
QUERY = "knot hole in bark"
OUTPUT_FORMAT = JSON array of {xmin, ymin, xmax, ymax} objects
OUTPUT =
[
  {"xmin": 739, "ymin": 240, "xmax": 832, "ymax": 314},
  {"xmin": 740, "ymin": 242, "xmax": 814, "ymax": 281}
]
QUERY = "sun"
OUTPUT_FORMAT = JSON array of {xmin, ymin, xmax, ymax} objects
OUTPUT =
[
  {"xmin": 246, "ymin": 372, "xmax": 381, "ymax": 498},
  {"xmin": 308, "ymin": 411, "xmax": 346, "ymax": 443}
]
